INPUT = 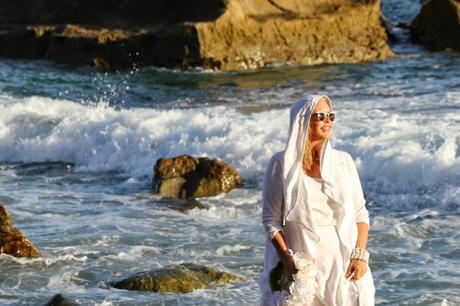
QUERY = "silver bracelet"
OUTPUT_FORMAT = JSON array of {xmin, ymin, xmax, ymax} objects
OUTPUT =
[{"xmin": 351, "ymin": 247, "xmax": 369, "ymax": 262}]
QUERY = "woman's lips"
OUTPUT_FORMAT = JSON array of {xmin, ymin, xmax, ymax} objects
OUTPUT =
[{"xmin": 321, "ymin": 125, "xmax": 331, "ymax": 132}]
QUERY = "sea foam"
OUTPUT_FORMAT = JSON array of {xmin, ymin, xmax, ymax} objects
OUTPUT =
[{"xmin": 0, "ymin": 93, "xmax": 459, "ymax": 202}]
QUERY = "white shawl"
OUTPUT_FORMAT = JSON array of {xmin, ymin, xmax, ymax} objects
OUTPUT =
[{"xmin": 282, "ymin": 95, "xmax": 332, "ymax": 226}]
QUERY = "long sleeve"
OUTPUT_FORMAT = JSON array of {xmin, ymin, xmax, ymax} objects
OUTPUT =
[
  {"xmin": 347, "ymin": 154, "xmax": 370, "ymax": 225},
  {"xmin": 262, "ymin": 153, "xmax": 285, "ymax": 240}
]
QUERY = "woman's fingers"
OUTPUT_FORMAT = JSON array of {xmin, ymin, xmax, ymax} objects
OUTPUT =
[
  {"xmin": 351, "ymin": 261, "xmax": 367, "ymax": 280},
  {"xmin": 347, "ymin": 259, "xmax": 368, "ymax": 281},
  {"xmin": 345, "ymin": 261, "xmax": 354, "ymax": 278},
  {"xmin": 283, "ymin": 257, "xmax": 298, "ymax": 282}
]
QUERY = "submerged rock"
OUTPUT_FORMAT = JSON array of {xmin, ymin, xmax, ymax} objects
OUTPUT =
[
  {"xmin": 112, "ymin": 263, "xmax": 240, "ymax": 293},
  {"xmin": 0, "ymin": 0, "xmax": 393, "ymax": 70},
  {"xmin": 161, "ymin": 198, "xmax": 209, "ymax": 213},
  {"xmin": 44, "ymin": 294, "xmax": 79, "ymax": 306},
  {"xmin": 411, "ymin": 0, "xmax": 460, "ymax": 51},
  {"xmin": 153, "ymin": 155, "xmax": 240, "ymax": 199},
  {"xmin": 0, "ymin": 204, "xmax": 41, "ymax": 257}
]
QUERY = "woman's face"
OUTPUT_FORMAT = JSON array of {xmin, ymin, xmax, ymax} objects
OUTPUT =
[{"xmin": 309, "ymin": 98, "xmax": 333, "ymax": 142}]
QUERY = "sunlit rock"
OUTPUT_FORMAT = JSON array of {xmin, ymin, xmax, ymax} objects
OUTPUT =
[
  {"xmin": 0, "ymin": 204, "xmax": 41, "ymax": 258},
  {"xmin": 112, "ymin": 263, "xmax": 241, "ymax": 293},
  {"xmin": 0, "ymin": 0, "xmax": 393, "ymax": 70},
  {"xmin": 153, "ymin": 155, "xmax": 240, "ymax": 199}
]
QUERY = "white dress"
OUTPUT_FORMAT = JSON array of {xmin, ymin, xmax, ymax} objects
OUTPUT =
[
  {"xmin": 303, "ymin": 175, "xmax": 343, "ymax": 306},
  {"xmin": 260, "ymin": 149, "xmax": 375, "ymax": 306},
  {"xmin": 278, "ymin": 173, "xmax": 354, "ymax": 306}
]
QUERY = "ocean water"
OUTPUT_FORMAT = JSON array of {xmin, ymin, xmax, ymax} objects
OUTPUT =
[{"xmin": 0, "ymin": 1, "xmax": 459, "ymax": 305}]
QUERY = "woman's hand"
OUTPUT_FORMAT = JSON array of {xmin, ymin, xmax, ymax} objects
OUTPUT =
[
  {"xmin": 281, "ymin": 252, "xmax": 298, "ymax": 282},
  {"xmin": 271, "ymin": 232, "xmax": 298, "ymax": 281},
  {"xmin": 345, "ymin": 259, "xmax": 367, "ymax": 281}
]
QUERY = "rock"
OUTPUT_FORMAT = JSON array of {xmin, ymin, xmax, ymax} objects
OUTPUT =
[
  {"xmin": 13, "ymin": 161, "xmax": 74, "ymax": 176},
  {"xmin": 0, "ymin": 0, "xmax": 393, "ymax": 71},
  {"xmin": 0, "ymin": 204, "xmax": 41, "ymax": 257},
  {"xmin": 381, "ymin": 14, "xmax": 398, "ymax": 43},
  {"xmin": 112, "ymin": 263, "xmax": 241, "ymax": 293},
  {"xmin": 161, "ymin": 198, "xmax": 209, "ymax": 213},
  {"xmin": 194, "ymin": 0, "xmax": 393, "ymax": 70},
  {"xmin": 152, "ymin": 155, "xmax": 240, "ymax": 199},
  {"xmin": 411, "ymin": 0, "xmax": 460, "ymax": 51},
  {"xmin": 44, "ymin": 294, "xmax": 79, "ymax": 306}
]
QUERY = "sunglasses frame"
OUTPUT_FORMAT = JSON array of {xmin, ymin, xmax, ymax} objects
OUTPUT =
[{"xmin": 313, "ymin": 111, "xmax": 336, "ymax": 122}]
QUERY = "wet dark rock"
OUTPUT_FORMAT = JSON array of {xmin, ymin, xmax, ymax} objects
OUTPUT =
[
  {"xmin": 397, "ymin": 21, "xmax": 412, "ymax": 29},
  {"xmin": 0, "ymin": 204, "xmax": 41, "ymax": 257},
  {"xmin": 112, "ymin": 263, "xmax": 241, "ymax": 293},
  {"xmin": 381, "ymin": 15, "xmax": 398, "ymax": 43},
  {"xmin": 153, "ymin": 155, "xmax": 240, "ymax": 199},
  {"xmin": 14, "ymin": 161, "xmax": 74, "ymax": 176},
  {"xmin": 411, "ymin": 0, "xmax": 460, "ymax": 51},
  {"xmin": 160, "ymin": 198, "xmax": 209, "ymax": 212},
  {"xmin": 44, "ymin": 294, "xmax": 79, "ymax": 306}
]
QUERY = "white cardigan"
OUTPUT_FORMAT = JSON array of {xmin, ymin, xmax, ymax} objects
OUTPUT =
[{"xmin": 260, "ymin": 142, "xmax": 375, "ymax": 306}]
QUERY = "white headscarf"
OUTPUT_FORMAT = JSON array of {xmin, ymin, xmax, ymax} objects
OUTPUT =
[{"xmin": 282, "ymin": 95, "xmax": 333, "ymax": 224}]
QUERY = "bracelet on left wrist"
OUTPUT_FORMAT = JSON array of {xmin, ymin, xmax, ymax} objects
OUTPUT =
[{"xmin": 351, "ymin": 247, "xmax": 369, "ymax": 262}]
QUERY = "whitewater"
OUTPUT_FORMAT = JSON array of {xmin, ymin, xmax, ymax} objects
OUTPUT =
[{"xmin": 0, "ymin": 1, "xmax": 460, "ymax": 305}]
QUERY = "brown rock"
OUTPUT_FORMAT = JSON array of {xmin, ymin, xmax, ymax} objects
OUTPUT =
[
  {"xmin": 153, "ymin": 155, "xmax": 240, "ymax": 199},
  {"xmin": 195, "ymin": 0, "xmax": 393, "ymax": 70},
  {"xmin": 0, "ymin": 0, "xmax": 393, "ymax": 70},
  {"xmin": 411, "ymin": 0, "xmax": 460, "ymax": 51},
  {"xmin": 0, "ymin": 204, "xmax": 41, "ymax": 257},
  {"xmin": 112, "ymin": 263, "xmax": 241, "ymax": 293}
]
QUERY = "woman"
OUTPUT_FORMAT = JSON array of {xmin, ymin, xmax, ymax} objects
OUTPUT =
[{"xmin": 260, "ymin": 95, "xmax": 375, "ymax": 305}]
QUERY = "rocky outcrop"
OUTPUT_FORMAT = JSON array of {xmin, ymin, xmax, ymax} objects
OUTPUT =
[
  {"xmin": 0, "ymin": 0, "xmax": 393, "ymax": 70},
  {"xmin": 0, "ymin": 204, "xmax": 41, "ymax": 257},
  {"xmin": 194, "ymin": 0, "xmax": 393, "ymax": 70},
  {"xmin": 44, "ymin": 294, "xmax": 79, "ymax": 306},
  {"xmin": 411, "ymin": 0, "xmax": 460, "ymax": 51},
  {"xmin": 153, "ymin": 155, "xmax": 240, "ymax": 199},
  {"xmin": 112, "ymin": 263, "xmax": 241, "ymax": 293}
]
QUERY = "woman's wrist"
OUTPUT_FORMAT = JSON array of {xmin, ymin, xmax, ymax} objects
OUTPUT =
[
  {"xmin": 351, "ymin": 247, "xmax": 369, "ymax": 263},
  {"xmin": 281, "ymin": 248, "xmax": 294, "ymax": 261}
]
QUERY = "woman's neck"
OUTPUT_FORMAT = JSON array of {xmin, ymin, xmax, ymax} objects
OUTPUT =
[{"xmin": 304, "ymin": 162, "xmax": 321, "ymax": 178}]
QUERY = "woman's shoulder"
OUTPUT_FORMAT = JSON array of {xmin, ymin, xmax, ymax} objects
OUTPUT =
[
  {"xmin": 266, "ymin": 151, "xmax": 284, "ymax": 168},
  {"xmin": 330, "ymin": 148, "xmax": 354, "ymax": 165},
  {"xmin": 271, "ymin": 151, "xmax": 284, "ymax": 162}
]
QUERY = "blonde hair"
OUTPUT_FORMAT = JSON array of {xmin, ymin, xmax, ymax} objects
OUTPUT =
[
  {"xmin": 302, "ymin": 129, "xmax": 325, "ymax": 171},
  {"xmin": 302, "ymin": 97, "xmax": 331, "ymax": 171}
]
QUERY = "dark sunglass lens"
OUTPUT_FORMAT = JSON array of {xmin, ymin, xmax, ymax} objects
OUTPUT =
[
  {"xmin": 329, "ymin": 113, "xmax": 335, "ymax": 121},
  {"xmin": 317, "ymin": 113, "xmax": 326, "ymax": 121}
]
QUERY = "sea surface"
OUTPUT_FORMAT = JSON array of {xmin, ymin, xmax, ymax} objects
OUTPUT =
[{"xmin": 0, "ymin": 1, "xmax": 459, "ymax": 305}]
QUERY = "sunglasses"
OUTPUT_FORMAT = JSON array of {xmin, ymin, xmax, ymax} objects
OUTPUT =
[{"xmin": 312, "ymin": 111, "xmax": 335, "ymax": 122}]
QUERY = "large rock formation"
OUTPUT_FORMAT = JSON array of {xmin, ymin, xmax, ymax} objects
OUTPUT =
[
  {"xmin": 153, "ymin": 155, "xmax": 240, "ymax": 199},
  {"xmin": 411, "ymin": 0, "xmax": 460, "ymax": 51},
  {"xmin": 0, "ymin": 0, "xmax": 393, "ymax": 70},
  {"xmin": 112, "ymin": 263, "xmax": 241, "ymax": 293},
  {"xmin": 0, "ymin": 204, "xmax": 41, "ymax": 257}
]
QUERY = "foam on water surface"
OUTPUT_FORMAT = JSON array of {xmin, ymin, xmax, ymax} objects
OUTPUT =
[{"xmin": 1, "ymin": 15, "xmax": 460, "ymax": 304}]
